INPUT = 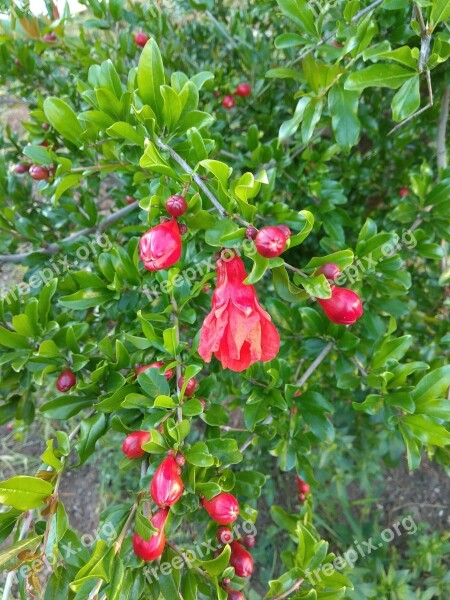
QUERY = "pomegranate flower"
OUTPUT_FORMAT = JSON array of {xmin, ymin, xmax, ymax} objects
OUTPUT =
[{"xmin": 198, "ymin": 253, "xmax": 280, "ymax": 372}]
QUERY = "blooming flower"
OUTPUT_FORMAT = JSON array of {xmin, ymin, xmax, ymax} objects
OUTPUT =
[
  {"xmin": 139, "ymin": 218, "xmax": 182, "ymax": 271},
  {"xmin": 198, "ymin": 252, "xmax": 280, "ymax": 371}
]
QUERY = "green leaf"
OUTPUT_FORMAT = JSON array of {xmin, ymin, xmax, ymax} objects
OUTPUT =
[
  {"xmin": 59, "ymin": 288, "xmax": 114, "ymax": 310},
  {"xmin": 306, "ymin": 250, "xmax": 354, "ymax": 272},
  {"xmin": 71, "ymin": 540, "xmax": 114, "ymax": 590},
  {"xmin": 0, "ymin": 536, "xmax": 43, "ymax": 567},
  {"xmin": 138, "ymin": 368, "xmax": 170, "ymax": 397},
  {"xmin": 275, "ymin": 32, "xmax": 304, "ymax": 48},
  {"xmin": 185, "ymin": 441, "xmax": 215, "ymax": 467},
  {"xmin": 430, "ymin": 0, "xmax": 450, "ymax": 30},
  {"xmin": 0, "ymin": 326, "xmax": 30, "ymax": 349},
  {"xmin": 372, "ymin": 335, "xmax": 413, "ymax": 368},
  {"xmin": 135, "ymin": 508, "xmax": 157, "ymax": 541},
  {"xmin": 328, "ymin": 84, "xmax": 360, "ymax": 151},
  {"xmin": 279, "ymin": 97, "xmax": 311, "ymax": 141},
  {"xmin": 0, "ymin": 476, "xmax": 53, "ymax": 510},
  {"xmin": 41, "ymin": 396, "xmax": 92, "ymax": 419},
  {"xmin": 43, "ymin": 97, "xmax": 84, "ymax": 146},
  {"xmin": 205, "ymin": 439, "xmax": 243, "ymax": 465},
  {"xmin": 137, "ymin": 38, "xmax": 165, "ymax": 126},
  {"xmin": 161, "ymin": 85, "xmax": 182, "ymax": 131},
  {"xmin": 402, "ymin": 414, "xmax": 450, "ymax": 447},
  {"xmin": 412, "ymin": 365, "xmax": 450, "ymax": 404},
  {"xmin": 345, "ymin": 64, "xmax": 416, "ymax": 91},
  {"xmin": 75, "ymin": 413, "xmax": 108, "ymax": 465},
  {"xmin": 196, "ymin": 545, "xmax": 231, "ymax": 576},
  {"xmin": 391, "ymin": 76, "xmax": 420, "ymax": 121},
  {"xmin": 106, "ymin": 122, "xmax": 145, "ymax": 145},
  {"xmin": 277, "ymin": 0, "xmax": 318, "ymax": 37}
]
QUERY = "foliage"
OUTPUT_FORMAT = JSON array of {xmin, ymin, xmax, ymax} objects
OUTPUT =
[{"xmin": 0, "ymin": 0, "xmax": 449, "ymax": 598}]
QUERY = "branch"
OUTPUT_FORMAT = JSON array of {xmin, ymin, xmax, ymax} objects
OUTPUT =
[
  {"xmin": 437, "ymin": 86, "xmax": 449, "ymax": 170},
  {"xmin": 0, "ymin": 200, "xmax": 139, "ymax": 265},
  {"xmin": 295, "ymin": 341, "xmax": 334, "ymax": 387},
  {"xmin": 292, "ymin": 0, "xmax": 384, "ymax": 65},
  {"xmin": 156, "ymin": 138, "xmax": 228, "ymax": 217},
  {"xmin": 271, "ymin": 578, "xmax": 305, "ymax": 600}
]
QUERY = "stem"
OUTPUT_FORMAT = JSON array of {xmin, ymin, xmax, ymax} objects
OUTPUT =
[
  {"xmin": 1, "ymin": 512, "xmax": 34, "ymax": 600},
  {"xmin": 205, "ymin": 11, "xmax": 238, "ymax": 49},
  {"xmin": 291, "ymin": 0, "xmax": 383, "ymax": 65},
  {"xmin": 170, "ymin": 296, "xmax": 183, "ymax": 423},
  {"xmin": 296, "ymin": 342, "xmax": 333, "ymax": 387},
  {"xmin": 156, "ymin": 138, "xmax": 228, "ymax": 217},
  {"xmin": 113, "ymin": 502, "xmax": 138, "ymax": 555},
  {"xmin": 437, "ymin": 86, "xmax": 449, "ymax": 170},
  {"xmin": 71, "ymin": 163, "xmax": 122, "ymax": 173},
  {"xmin": 0, "ymin": 201, "xmax": 139, "ymax": 264},
  {"xmin": 271, "ymin": 578, "xmax": 304, "ymax": 600},
  {"xmin": 166, "ymin": 542, "xmax": 208, "ymax": 579}
]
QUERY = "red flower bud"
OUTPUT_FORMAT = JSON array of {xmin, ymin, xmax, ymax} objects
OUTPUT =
[
  {"xmin": 139, "ymin": 218, "xmax": 182, "ymax": 271},
  {"xmin": 217, "ymin": 526, "xmax": 234, "ymax": 544},
  {"xmin": 255, "ymin": 226, "xmax": 287, "ymax": 258},
  {"xmin": 166, "ymin": 194, "xmax": 187, "ymax": 217},
  {"xmin": 150, "ymin": 456, "xmax": 184, "ymax": 508},
  {"xmin": 56, "ymin": 369, "xmax": 76, "ymax": 392},
  {"xmin": 135, "ymin": 362, "xmax": 174, "ymax": 380},
  {"xmin": 178, "ymin": 223, "xmax": 188, "ymax": 234},
  {"xmin": 202, "ymin": 492, "xmax": 239, "ymax": 524},
  {"xmin": 241, "ymin": 535, "xmax": 255, "ymax": 549},
  {"xmin": 178, "ymin": 375, "xmax": 198, "ymax": 397},
  {"xmin": 318, "ymin": 286, "xmax": 363, "ymax": 325},
  {"xmin": 132, "ymin": 508, "xmax": 169, "ymax": 561},
  {"xmin": 222, "ymin": 95, "xmax": 236, "ymax": 109},
  {"xmin": 277, "ymin": 224, "xmax": 291, "ymax": 239},
  {"xmin": 29, "ymin": 165, "xmax": 50, "ymax": 181},
  {"xmin": 134, "ymin": 32, "xmax": 149, "ymax": 47},
  {"xmin": 125, "ymin": 195, "xmax": 135, "ymax": 204},
  {"xmin": 399, "ymin": 186, "xmax": 409, "ymax": 197},
  {"xmin": 314, "ymin": 262, "xmax": 340, "ymax": 281},
  {"xmin": 228, "ymin": 592, "xmax": 245, "ymax": 600},
  {"xmin": 229, "ymin": 541, "xmax": 254, "ymax": 578},
  {"xmin": 245, "ymin": 226, "xmax": 258, "ymax": 240},
  {"xmin": 14, "ymin": 163, "xmax": 30, "ymax": 174},
  {"xmin": 299, "ymin": 492, "xmax": 306, "ymax": 502},
  {"xmin": 199, "ymin": 398, "xmax": 207, "ymax": 409},
  {"xmin": 235, "ymin": 83, "xmax": 252, "ymax": 97},
  {"xmin": 296, "ymin": 476, "xmax": 310, "ymax": 495},
  {"xmin": 43, "ymin": 33, "xmax": 57, "ymax": 42},
  {"xmin": 122, "ymin": 431, "xmax": 150, "ymax": 459}
]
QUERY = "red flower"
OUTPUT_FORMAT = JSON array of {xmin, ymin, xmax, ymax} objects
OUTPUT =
[
  {"xmin": 318, "ymin": 286, "xmax": 363, "ymax": 325},
  {"xmin": 198, "ymin": 253, "xmax": 280, "ymax": 372},
  {"xmin": 139, "ymin": 218, "xmax": 182, "ymax": 271}
]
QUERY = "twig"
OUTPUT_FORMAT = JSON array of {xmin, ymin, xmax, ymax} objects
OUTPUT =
[
  {"xmin": 239, "ymin": 344, "xmax": 333, "ymax": 454},
  {"xmin": 291, "ymin": 0, "xmax": 384, "ymax": 65},
  {"xmin": 437, "ymin": 86, "xmax": 449, "ymax": 170},
  {"xmin": 156, "ymin": 138, "xmax": 227, "ymax": 217},
  {"xmin": 296, "ymin": 342, "xmax": 333, "ymax": 387},
  {"xmin": 271, "ymin": 578, "xmax": 304, "ymax": 600},
  {"xmin": 0, "ymin": 201, "xmax": 139, "ymax": 264},
  {"xmin": 1, "ymin": 512, "xmax": 34, "ymax": 600},
  {"xmin": 170, "ymin": 296, "xmax": 183, "ymax": 423},
  {"xmin": 205, "ymin": 10, "xmax": 238, "ymax": 49},
  {"xmin": 166, "ymin": 542, "xmax": 208, "ymax": 579},
  {"xmin": 113, "ymin": 502, "xmax": 138, "ymax": 555}
]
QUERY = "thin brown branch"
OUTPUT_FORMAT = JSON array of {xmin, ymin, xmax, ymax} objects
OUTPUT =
[
  {"xmin": 271, "ymin": 578, "xmax": 305, "ymax": 599},
  {"xmin": 437, "ymin": 86, "xmax": 449, "ymax": 170},
  {"xmin": 0, "ymin": 201, "xmax": 139, "ymax": 264}
]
